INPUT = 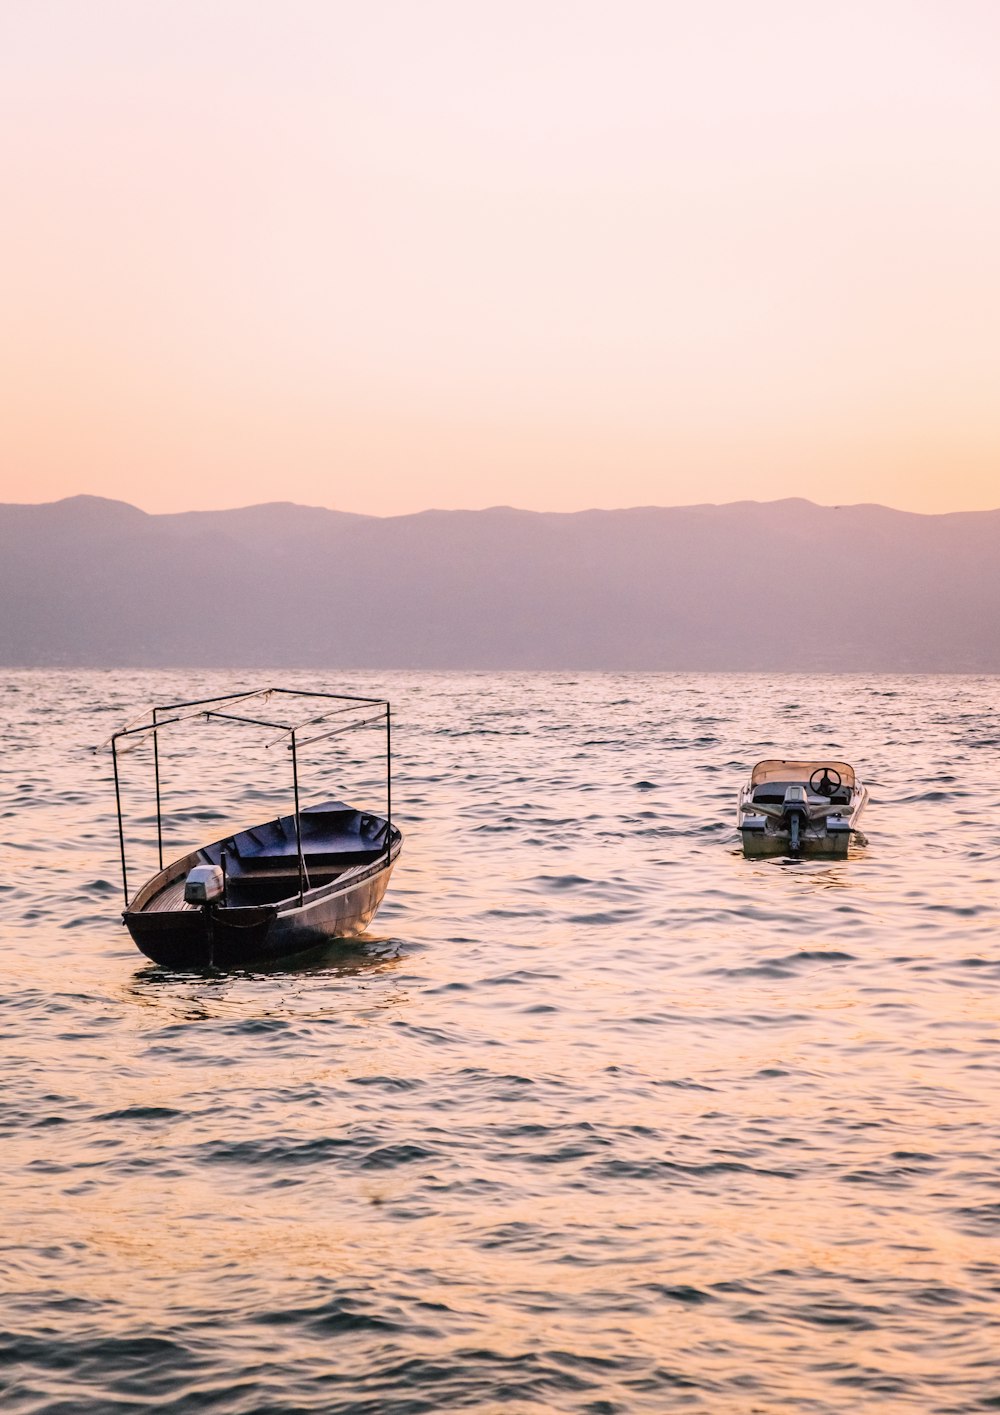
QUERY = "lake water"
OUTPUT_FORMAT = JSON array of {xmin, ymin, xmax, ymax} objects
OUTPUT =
[{"xmin": 2, "ymin": 670, "xmax": 999, "ymax": 1414}]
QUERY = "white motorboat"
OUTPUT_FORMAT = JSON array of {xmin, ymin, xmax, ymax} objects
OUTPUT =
[{"xmin": 737, "ymin": 759, "xmax": 868, "ymax": 857}]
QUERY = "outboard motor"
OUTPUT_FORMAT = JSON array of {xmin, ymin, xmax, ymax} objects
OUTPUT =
[
  {"xmin": 184, "ymin": 865, "xmax": 225, "ymax": 967},
  {"xmin": 781, "ymin": 785, "xmax": 810, "ymax": 854},
  {"xmin": 183, "ymin": 865, "xmax": 225, "ymax": 907}
]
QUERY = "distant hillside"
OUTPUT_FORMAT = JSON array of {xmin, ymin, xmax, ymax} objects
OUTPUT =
[{"xmin": 1, "ymin": 495, "xmax": 998, "ymax": 669}]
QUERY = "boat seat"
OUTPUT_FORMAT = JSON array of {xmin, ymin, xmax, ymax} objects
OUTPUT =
[
  {"xmin": 754, "ymin": 785, "xmax": 850, "ymax": 805},
  {"xmin": 218, "ymin": 803, "xmax": 389, "ymax": 876},
  {"xmin": 227, "ymin": 843, "xmax": 385, "ymax": 873}
]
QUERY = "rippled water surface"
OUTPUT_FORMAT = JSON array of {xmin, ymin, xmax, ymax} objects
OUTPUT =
[{"xmin": 2, "ymin": 670, "xmax": 999, "ymax": 1414}]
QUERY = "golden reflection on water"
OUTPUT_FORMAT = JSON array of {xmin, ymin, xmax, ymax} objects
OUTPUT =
[{"xmin": 3, "ymin": 670, "xmax": 999, "ymax": 1411}]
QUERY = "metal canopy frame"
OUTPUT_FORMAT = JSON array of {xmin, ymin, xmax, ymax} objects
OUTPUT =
[{"xmin": 102, "ymin": 687, "xmax": 392, "ymax": 909}]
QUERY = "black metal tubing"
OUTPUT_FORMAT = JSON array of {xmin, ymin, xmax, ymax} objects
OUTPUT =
[
  {"xmin": 266, "ymin": 700, "xmax": 377, "ymax": 737},
  {"xmin": 111, "ymin": 737, "xmax": 129, "ymax": 908},
  {"xmin": 204, "ymin": 710, "xmax": 293, "ymax": 732},
  {"xmin": 141, "ymin": 688, "xmax": 276, "ymax": 717},
  {"xmin": 101, "ymin": 690, "xmax": 389, "ymax": 751},
  {"xmin": 291, "ymin": 730, "xmax": 305, "ymax": 905},
  {"xmin": 290, "ymin": 710, "xmax": 386, "ymax": 748},
  {"xmin": 151, "ymin": 687, "xmax": 387, "ymax": 717},
  {"xmin": 269, "ymin": 687, "xmax": 387, "ymax": 706},
  {"xmin": 386, "ymin": 705, "xmax": 392, "ymax": 863},
  {"xmin": 112, "ymin": 710, "xmax": 198, "ymax": 743},
  {"xmin": 107, "ymin": 687, "xmax": 393, "ymax": 914},
  {"xmin": 152, "ymin": 714, "xmax": 163, "ymax": 871},
  {"xmin": 109, "ymin": 712, "xmax": 192, "ymax": 908},
  {"xmin": 111, "ymin": 692, "xmax": 389, "ymax": 744}
]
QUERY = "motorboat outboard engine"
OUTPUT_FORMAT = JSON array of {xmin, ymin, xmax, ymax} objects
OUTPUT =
[
  {"xmin": 184, "ymin": 864, "xmax": 226, "ymax": 968},
  {"xmin": 781, "ymin": 784, "xmax": 810, "ymax": 854}
]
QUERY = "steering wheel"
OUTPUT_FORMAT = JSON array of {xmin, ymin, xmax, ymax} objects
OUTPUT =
[{"xmin": 809, "ymin": 766, "xmax": 842, "ymax": 796}]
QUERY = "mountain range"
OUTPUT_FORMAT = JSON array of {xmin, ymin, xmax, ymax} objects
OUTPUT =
[{"xmin": 1, "ymin": 495, "xmax": 998, "ymax": 670}]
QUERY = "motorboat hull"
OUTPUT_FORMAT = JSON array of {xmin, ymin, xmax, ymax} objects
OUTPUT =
[{"xmin": 739, "ymin": 815, "xmax": 863, "ymax": 858}]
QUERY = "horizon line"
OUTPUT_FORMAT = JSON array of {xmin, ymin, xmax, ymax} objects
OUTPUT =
[{"xmin": 5, "ymin": 492, "xmax": 1000, "ymax": 521}]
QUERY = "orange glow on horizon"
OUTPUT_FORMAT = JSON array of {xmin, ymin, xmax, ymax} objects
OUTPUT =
[{"xmin": 1, "ymin": 1, "xmax": 999, "ymax": 517}]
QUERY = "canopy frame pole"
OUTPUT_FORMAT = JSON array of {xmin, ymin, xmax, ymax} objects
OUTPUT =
[
  {"xmin": 111, "ymin": 735, "xmax": 129, "ymax": 908},
  {"xmin": 104, "ymin": 687, "xmax": 393, "ymax": 909},
  {"xmin": 152, "ymin": 708, "xmax": 163, "ymax": 871},
  {"xmin": 291, "ymin": 729, "xmax": 305, "ymax": 905},
  {"xmin": 385, "ymin": 705, "xmax": 392, "ymax": 863}
]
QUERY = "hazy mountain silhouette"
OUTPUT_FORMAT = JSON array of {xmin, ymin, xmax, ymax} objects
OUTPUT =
[{"xmin": 2, "ymin": 494, "xmax": 998, "ymax": 669}]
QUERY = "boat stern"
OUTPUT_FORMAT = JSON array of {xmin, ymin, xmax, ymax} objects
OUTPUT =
[{"xmin": 124, "ymin": 904, "xmax": 278, "ymax": 969}]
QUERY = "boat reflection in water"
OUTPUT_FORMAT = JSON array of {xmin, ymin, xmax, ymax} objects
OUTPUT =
[{"xmin": 100, "ymin": 687, "xmax": 402, "ymax": 971}]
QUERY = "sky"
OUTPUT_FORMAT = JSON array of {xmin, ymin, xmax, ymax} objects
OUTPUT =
[{"xmin": 1, "ymin": 0, "xmax": 998, "ymax": 516}]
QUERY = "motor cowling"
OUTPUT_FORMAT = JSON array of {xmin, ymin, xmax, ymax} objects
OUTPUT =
[
  {"xmin": 184, "ymin": 865, "xmax": 225, "ymax": 905},
  {"xmin": 781, "ymin": 784, "xmax": 810, "ymax": 816},
  {"xmin": 782, "ymin": 785, "xmax": 810, "ymax": 852}
]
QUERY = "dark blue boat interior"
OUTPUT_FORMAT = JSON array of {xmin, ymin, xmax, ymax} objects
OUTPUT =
[{"xmin": 203, "ymin": 801, "xmax": 390, "ymax": 906}]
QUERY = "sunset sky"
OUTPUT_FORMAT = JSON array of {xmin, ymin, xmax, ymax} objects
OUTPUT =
[{"xmin": 2, "ymin": 0, "xmax": 998, "ymax": 516}]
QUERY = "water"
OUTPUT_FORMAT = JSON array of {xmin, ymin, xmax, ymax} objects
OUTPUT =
[{"xmin": 2, "ymin": 670, "xmax": 999, "ymax": 1414}]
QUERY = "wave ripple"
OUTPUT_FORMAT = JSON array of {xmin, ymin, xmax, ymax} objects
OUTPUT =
[{"xmin": 2, "ymin": 669, "xmax": 999, "ymax": 1413}]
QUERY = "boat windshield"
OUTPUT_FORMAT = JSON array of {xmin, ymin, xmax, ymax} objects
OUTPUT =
[{"xmin": 750, "ymin": 759, "xmax": 856, "ymax": 789}]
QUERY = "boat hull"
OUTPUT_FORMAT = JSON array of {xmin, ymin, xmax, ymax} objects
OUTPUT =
[
  {"xmin": 740, "ymin": 826, "xmax": 854, "ymax": 859},
  {"xmin": 125, "ymin": 843, "xmax": 400, "ymax": 970},
  {"xmin": 738, "ymin": 773, "xmax": 868, "ymax": 859}
]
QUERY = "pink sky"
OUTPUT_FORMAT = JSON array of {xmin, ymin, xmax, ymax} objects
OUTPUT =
[{"xmin": 1, "ymin": 0, "xmax": 998, "ymax": 515}]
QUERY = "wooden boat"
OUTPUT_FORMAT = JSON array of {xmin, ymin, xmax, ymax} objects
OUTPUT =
[
  {"xmin": 737, "ymin": 758, "xmax": 868, "ymax": 857},
  {"xmin": 104, "ymin": 688, "xmax": 401, "ymax": 969}
]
